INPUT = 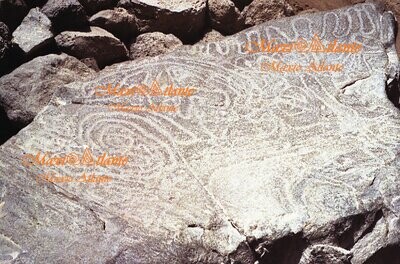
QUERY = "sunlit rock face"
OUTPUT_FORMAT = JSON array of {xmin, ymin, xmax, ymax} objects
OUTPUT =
[{"xmin": 0, "ymin": 3, "xmax": 399, "ymax": 263}]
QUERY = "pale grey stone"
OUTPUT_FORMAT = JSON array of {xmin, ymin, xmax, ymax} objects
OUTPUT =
[
  {"xmin": 12, "ymin": 8, "xmax": 53, "ymax": 55},
  {"xmin": 0, "ymin": 3, "xmax": 399, "ymax": 263},
  {"xmin": 200, "ymin": 29, "xmax": 224, "ymax": 43}
]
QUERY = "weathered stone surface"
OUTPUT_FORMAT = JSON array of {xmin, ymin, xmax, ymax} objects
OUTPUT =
[
  {"xmin": 200, "ymin": 29, "xmax": 224, "ymax": 43},
  {"xmin": 12, "ymin": 8, "xmax": 53, "ymax": 55},
  {"xmin": 129, "ymin": 31, "xmax": 182, "ymax": 60},
  {"xmin": 242, "ymin": 0, "xmax": 295, "ymax": 26},
  {"xmin": 0, "ymin": 54, "xmax": 94, "ymax": 125},
  {"xmin": 117, "ymin": 0, "xmax": 206, "ymax": 42},
  {"xmin": 41, "ymin": 0, "xmax": 88, "ymax": 32},
  {"xmin": 299, "ymin": 244, "xmax": 352, "ymax": 263},
  {"xmin": 0, "ymin": 0, "xmax": 29, "ymax": 31},
  {"xmin": 89, "ymin": 7, "xmax": 137, "ymax": 42},
  {"xmin": 208, "ymin": 0, "xmax": 244, "ymax": 35},
  {"xmin": 1, "ymin": 3, "xmax": 400, "ymax": 263},
  {"xmin": 80, "ymin": 57, "xmax": 100, "ymax": 71},
  {"xmin": 55, "ymin": 26, "xmax": 129, "ymax": 68},
  {"xmin": 79, "ymin": 0, "xmax": 116, "ymax": 15}
]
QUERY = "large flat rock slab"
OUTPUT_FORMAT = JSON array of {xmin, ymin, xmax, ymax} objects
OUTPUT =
[{"xmin": 1, "ymin": 3, "xmax": 400, "ymax": 263}]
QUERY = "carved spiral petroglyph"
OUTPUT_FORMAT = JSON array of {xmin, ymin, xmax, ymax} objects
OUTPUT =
[{"xmin": 14, "ymin": 2, "xmax": 399, "ymax": 243}]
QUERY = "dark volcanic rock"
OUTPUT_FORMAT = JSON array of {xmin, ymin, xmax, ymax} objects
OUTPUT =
[
  {"xmin": 0, "ymin": 22, "xmax": 10, "ymax": 61},
  {"xmin": 79, "ymin": 0, "xmax": 117, "ymax": 15},
  {"xmin": 55, "ymin": 26, "xmax": 129, "ymax": 67},
  {"xmin": 129, "ymin": 31, "xmax": 182, "ymax": 60},
  {"xmin": 0, "ymin": 22, "xmax": 25, "ymax": 77},
  {"xmin": 117, "ymin": 0, "xmax": 206, "ymax": 42},
  {"xmin": 242, "ymin": 0, "xmax": 295, "ymax": 26},
  {"xmin": 24, "ymin": 0, "xmax": 47, "ymax": 7},
  {"xmin": 0, "ymin": 53, "xmax": 94, "ymax": 125},
  {"xmin": 41, "ymin": 0, "xmax": 89, "ymax": 32},
  {"xmin": 89, "ymin": 7, "xmax": 137, "ymax": 42},
  {"xmin": 231, "ymin": 0, "xmax": 253, "ymax": 10},
  {"xmin": 208, "ymin": 0, "xmax": 244, "ymax": 35},
  {"xmin": 12, "ymin": 8, "xmax": 53, "ymax": 55},
  {"xmin": 80, "ymin": 57, "xmax": 100, "ymax": 71},
  {"xmin": 0, "ymin": 0, "xmax": 29, "ymax": 31}
]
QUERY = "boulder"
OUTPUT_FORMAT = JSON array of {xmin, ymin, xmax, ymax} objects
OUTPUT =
[
  {"xmin": 12, "ymin": 8, "xmax": 53, "ymax": 55},
  {"xmin": 242, "ymin": 0, "xmax": 295, "ymax": 26},
  {"xmin": 80, "ymin": 57, "xmax": 100, "ymax": 71},
  {"xmin": 40, "ymin": 0, "xmax": 88, "ymax": 32},
  {"xmin": 0, "ymin": 0, "xmax": 29, "ymax": 31},
  {"xmin": 79, "ymin": 0, "xmax": 117, "ymax": 15},
  {"xmin": 129, "ymin": 32, "xmax": 182, "ymax": 60},
  {"xmin": 0, "ymin": 3, "xmax": 400, "ymax": 263},
  {"xmin": 89, "ymin": 7, "xmax": 137, "ymax": 42},
  {"xmin": 55, "ymin": 26, "xmax": 129, "ymax": 68},
  {"xmin": 117, "ymin": 0, "xmax": 206, "ymax": 42},
  {"xmin": 200, "ymin": 29, "xmax": 224, "ymax": 42},
  {"xmin": 208, "ymin": 0, "xmax": 244, "ymax": 35},
  {"xmin": 0, "ymin": 53, "xmax": 94, "ymax": 125}
]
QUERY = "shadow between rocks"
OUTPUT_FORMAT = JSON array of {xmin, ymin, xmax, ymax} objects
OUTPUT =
[
  {"xmin": 386, "ymin": 77, "xmax": 400, "ymax": 109},
  {"xmin": 0, "ymin": 107, "xmax": 24, "ymax": 145},
  {"xmin": 364, "ymin": 245, "xmax": 400, "ymax": 264}
]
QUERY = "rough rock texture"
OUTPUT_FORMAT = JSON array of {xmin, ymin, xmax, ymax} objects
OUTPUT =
[
  {"xmin": 80, "ymin": 57, "xmax": 100, "ymax": 71},
  {"xmin": 55, "ymin": 26, "xmax": 129, "ymax": 68},
  {"xmin": 0, "ymin": 54, "xmax": 94, "ymax": 125},
  {"xmin": 0, "ymin": 0, "xmax": 29, "ymax": 31},
  {"xmin": 200, "ymin": 29, "xmax": 224, "ymax": 43},
  {"xmin": 208, "ymin": 0, "xmax": 244, "ymax": 35},
  {"xmin": 0, "ymin": 22, "xmax": 13, "ymax": 76},
  {"xmin": 89, "ymin": 7, "xmax": 137, "ymax": 42},
  {"xmin": 12, "ymin": 8, "xmax": 53, "ymax": 55},
  {"xmin": 285, "ymin": 0, "xmax": 400, "ymax": 57},
  {"xmin": 41, "ymin": 0, "xmax": 88, "ymax": 32},
  {"xmin": 129, "ymin": 31, "xmax": 182, "ymax": 60},
  {"xmin": 0, "ymin": 3, "xmax": 400, "ymax": 263},
  {"xmin": 242, "ymin": 0, "xmax": 295, "ymax": 26},
  {"xmin": 299, "ymin": 244, "xmax": 352, "ymax": 263},
  {"xmin": 117, "ymin": 0, "xmax": 206, "ymax": 42},
  {"xmin": 0, "ymin": 22, "xmax": 10, "ymax": 62},
  {"xmin": 79, "ymin": 0, "xmax": 116, "ymax": 15}
]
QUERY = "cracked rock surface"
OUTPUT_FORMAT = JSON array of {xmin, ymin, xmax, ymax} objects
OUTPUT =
[
  {"xmin": 0, "ymin": 3, "xmax": 399, "ymax": 263},
  {"xmin": 12, "ymin": 7, "xmax": 53, "ymax": 55}
]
